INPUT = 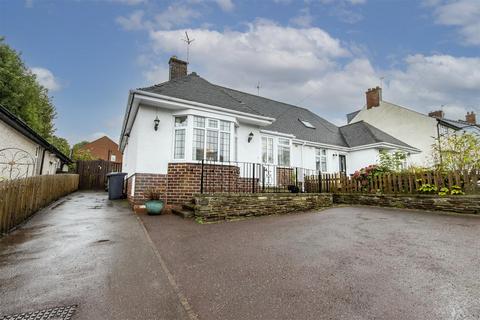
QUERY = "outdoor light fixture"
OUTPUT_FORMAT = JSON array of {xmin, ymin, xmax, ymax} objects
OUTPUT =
[
  {"xmin": 154, "ymin": 116, "xmax": 160, "ymax": 131},
  {"xmin": 248, "ymin": 132, "xmax": 254, "ymax": 143}
]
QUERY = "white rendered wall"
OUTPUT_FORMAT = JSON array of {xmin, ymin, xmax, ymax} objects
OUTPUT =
[
  {"xmin": 351, "ymin": 101, "xmax": 437, "ymax": 166},
  {"xmin": 348, "ymin": 149, "xmax": 380, "ymax": 173},
  {"xmin": 237, "ymin": 122, "xmax": 262, "ymax": 163}
]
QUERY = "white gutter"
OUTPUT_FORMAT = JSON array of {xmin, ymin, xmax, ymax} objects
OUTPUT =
[
  {"xmin": 133, "ymin": 90, "xmax": 275, "ymax": 122},
  {"xmin": 119, "ymin": 90, "xmax": 275, "ymax": 151}
]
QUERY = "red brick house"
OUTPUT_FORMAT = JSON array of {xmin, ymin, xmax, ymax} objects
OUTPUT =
[{"xmin": 79, "ymin": 136, "xmax": 122, "ymax": 163}]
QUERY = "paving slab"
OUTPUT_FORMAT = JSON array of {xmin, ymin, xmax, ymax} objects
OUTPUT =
[
  {"xmin": 141, "ymin": 206, "xmax": 480, "ymax": 320},
  {"xmin": 0, "ymin": 191, "xmax": 188, "ymax": 320}
]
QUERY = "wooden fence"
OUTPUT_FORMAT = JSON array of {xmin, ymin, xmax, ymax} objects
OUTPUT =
[
  {"xmin": 0, "ymin": 174, "xmax": 79, "ymax": 234},
  {"xmin": 305, "ymin": 170, "xmax": 480, "ymax": 194},
  {"xmin": 76, "ymin": 160, "xmax": 122, "ymax": 190}
]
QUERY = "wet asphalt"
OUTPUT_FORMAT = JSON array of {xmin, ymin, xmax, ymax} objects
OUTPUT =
[
  {"xmin": 0, "ymin": 191, "xmax": 188, "ymax": 320},
  {"xmin": 141, "ymin": 206, "xmax": 480, "ymax": 320}
]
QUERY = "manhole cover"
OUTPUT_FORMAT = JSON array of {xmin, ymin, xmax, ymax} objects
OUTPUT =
[{"xmin": 0, "ymin": 305, "xmax": 77, "ymax": 320}]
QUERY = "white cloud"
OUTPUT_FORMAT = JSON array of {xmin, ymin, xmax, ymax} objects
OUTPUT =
[
  {"xmin": 137, "ymin": 20, "xmax": 479, "ymax": 124},
  {"xmin": 386, "ymin": 54, "xmax": 480, "ymax": 119},
  {"xmin": 155, "ymin": 5, "xmax": 201, "ymax": 30},
  {"xmin": 290, "ymin": 8, "xmax": 313, "ymax": 28},
  {"xmin": 430, "ymin": 0, "xmax": 480, "ymax": 46},
  {"xmin": 31, "ymin": 67, "xmax": 61, "ymax": 92},
  {"xmin": 215, "ymin": 0, "xmax": 234, "ymax": 12},
  {"xmin": 116, "ymin": 10, "xmax": 147, "ymax": 30}
]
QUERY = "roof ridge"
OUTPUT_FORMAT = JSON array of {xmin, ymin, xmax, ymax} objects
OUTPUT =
[{"xmin": 214, "ymin": 83, "xmax": 315, "ymax": 113}]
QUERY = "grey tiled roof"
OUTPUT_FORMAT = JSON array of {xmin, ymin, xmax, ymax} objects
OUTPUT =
[
  {"xmin": 339, "ymin": 121, "xmax": 416, "ymax": 149},
  {"xmin": 140, "ymin": 73, "xmax": 414, "ymax": 149},
  {"xmin": 140, "ymin": 73, "xmax": 263, "ymax": 116}
]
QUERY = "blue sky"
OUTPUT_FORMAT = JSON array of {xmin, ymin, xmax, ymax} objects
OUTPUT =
[{"xmin": 1, "ymin": 0, "xmax": 479, "ymax": 145}]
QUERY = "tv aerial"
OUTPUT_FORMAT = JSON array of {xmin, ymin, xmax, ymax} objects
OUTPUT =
[{"xmin": 182, "ymin": 31, "xmax": 195, "ymax": 63}]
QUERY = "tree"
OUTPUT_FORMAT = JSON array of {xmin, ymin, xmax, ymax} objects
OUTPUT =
[
  {"xmin": 0, "ymin": 37, "xmax": 56, "ymax": 138},
  {"xmin": 71, "ymin": 141, "xmax": 95, "ymax": 161},
  {"xmin": 48, "ymin": 135, "xmax": 70, "ymax": 157},
  {"xmin": 433, "ymin": 132, "xmax": 480, "ymax": 171},
  {"xmin": 378, "ymin": 150, "xmax": 407, "ymax": 172}
]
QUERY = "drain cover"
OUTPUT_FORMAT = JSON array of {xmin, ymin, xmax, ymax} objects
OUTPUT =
[{"xmin": 0, "ymin": 305, "xmax": 77, "ymax": 320}]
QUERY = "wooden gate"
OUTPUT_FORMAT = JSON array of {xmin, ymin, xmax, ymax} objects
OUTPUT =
[{"xmin": 76, "ymin": 160, "xmax": 122, "ymax": 190}]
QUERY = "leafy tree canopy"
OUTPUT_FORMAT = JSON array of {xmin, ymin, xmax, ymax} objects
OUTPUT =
[
  {"xmin": 48, "ymin": 135, "xmax": 70, "ymax": 157},
  {"xmin": 433, "ymin": 132, "xmax": 480, "ymax": 171},
  {"xmin": 71, "ymin": 141, "xmax": 96, "ymax": 161},
  {"xmin": 0, "ymin": 37, "xmax": 56, "ymax": 138}
]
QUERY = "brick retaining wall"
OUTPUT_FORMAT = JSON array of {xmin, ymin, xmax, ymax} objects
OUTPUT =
[
  {"xmin": 193, "ymin": 193, "xmax": 333, "ymax": 221},
  {"xmin": 333, "ymin": 193, "xmax": 480, "ymax": 215}
]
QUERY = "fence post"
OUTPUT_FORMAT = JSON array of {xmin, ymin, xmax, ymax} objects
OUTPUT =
[
  {"xmin": 252, "ymin": 163, "xmax": 256, "ymax": 193},
  {"xmin": 295, "ymin": 168, "xmax": 298, "ymax": 189},
  {"xmin": 318, "ymin": 172, "xmax": 322, "ymax": 193},
  {"xmin": 262, "ymin": 165, "xmax": 265, "ymax": 192},
  {"xmin": 200, "ymin": 159, "xmax": 204, "ymax": 194}
]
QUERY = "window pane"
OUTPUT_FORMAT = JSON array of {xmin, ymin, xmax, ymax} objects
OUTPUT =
[
  {"xmin": 321, "ymin": 159, "xmax": 327, "ymax": 172},
  {"xmin": 316, "ymin": 159, "xmax": 320, "ymax": 171},
  {"xmin": 206, "ymin": 130, "xmax": 218, "ymax": 160},
  {"xmin": 262, "ymin": 137, "xmax": 273, "ymax": 164},
  {"xmin": 278, "ymin": 138, "xmax": 289, "ymax": 145},
  {"xmin": 278, "ymin": 145, "xmax": 290, "ymax": 166},
  {"xmin": 220, "ymin": 132, "xmax": 230, "ymax": 162},
  {"xmin": 175, "ymin": 116, "xmax": 187, "ymax": 127},
  {"xmin": 194, "ymin": 116, "xmax": 205, "ymax": 128},
  {"xmin": 174, "ymin": 129, "xmax": 185, "ymax": 159},
  {"xmin": 208, "ymin": 119, "xmax": 218, "ymax": 128},
  {"xmin": 193, "ymin": 128, "xmax": 205, "ymax": 160},
  {"xmin": 262, "ymin": 137, "xmax": 267, "ymax": 163},
  {"xmin": 220, "ymin": 120, "xmax": 230, "ymax": 131}
]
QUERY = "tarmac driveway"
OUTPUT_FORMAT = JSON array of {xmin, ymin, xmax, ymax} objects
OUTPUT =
[{"xmin": 141, "ymin": 207, "xmax": 480, "ymax": 320}]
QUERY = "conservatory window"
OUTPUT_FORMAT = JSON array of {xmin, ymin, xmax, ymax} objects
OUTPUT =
[
  {"xmin": 315, "ymin": 148, "xmax": 327, "ymax": 172},
  {"xmin": 277, "ymin": 138, "xmax": 290, "ymax": 166}
]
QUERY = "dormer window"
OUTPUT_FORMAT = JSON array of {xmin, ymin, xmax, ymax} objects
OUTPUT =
[{"xmin": 299, "ymin": 119, "xmax": 315, "ymax": 129}]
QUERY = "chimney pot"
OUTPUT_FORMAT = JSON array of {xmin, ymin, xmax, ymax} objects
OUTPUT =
[
  {"xmin": 428, "ymin": 110, "xmax": 444, "ymax": 119},
  {"xmin": 168, "ymin": 56, "xmax": 188, "ymax": 80},
  {"xmin": 465, "ymin": 111, "xmax": 476, "ymax": 125},
  {"xmin": 366, "ymin": 87, "xmax": 382, "ymax": 109}
]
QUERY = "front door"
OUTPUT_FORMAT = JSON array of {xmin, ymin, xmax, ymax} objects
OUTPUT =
[{"xmin": 339, "ymin": 155, "xmax": 346, "ymax": 174}]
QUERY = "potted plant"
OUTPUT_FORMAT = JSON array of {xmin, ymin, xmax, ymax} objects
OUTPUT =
[{"xmin": 145, "ymin": 189, "xmax": 164, "ymax": 215}]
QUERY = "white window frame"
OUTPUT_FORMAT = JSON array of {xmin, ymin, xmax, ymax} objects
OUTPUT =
[
  {"xmin": 173, "ymin": 116, "xmax": 188, "ymax": 160},
  {"xmin": 315, "ymin": 148, "xmax": 327, "ymax": 172},
  {"xmin": 191, "ymin": 115, "xmax": 232, "ymax": 162},
  {"xmin": 277, "ymin": 138, "xmax": 291, "ymax": 167}
]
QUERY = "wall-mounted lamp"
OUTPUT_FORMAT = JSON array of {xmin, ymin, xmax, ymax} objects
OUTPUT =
[
  {"xmin": 154, "ymin": 116, "xmax": 160, "ymax": 131},
  {"xmin": 248, "ymin": 132, "xmax": 254, "ymax": 143}
]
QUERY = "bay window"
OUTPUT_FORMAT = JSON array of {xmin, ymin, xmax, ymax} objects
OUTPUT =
[
  {"xmin": 173, "ymin": 116, "xmax": 187, "ymax": 159},
  {"xmin": 315, "ymin": 148, "xmax": 327, "ymax": 172},
  {"xmin": 189, "ymin": 115, "xmax": 231, "ymax": 162}
]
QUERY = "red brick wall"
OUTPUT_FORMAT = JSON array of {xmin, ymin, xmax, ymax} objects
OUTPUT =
[
  {"xmin": 127, "ymin": 173, "xmax": 167, "ymax": 205},
  {"xmin": 79, "ymin": 136, "xmax": 123, "ymax": 163},
  {"xmin": 127, "ymin": 163, "xmax": 245, "ymax": 206}
]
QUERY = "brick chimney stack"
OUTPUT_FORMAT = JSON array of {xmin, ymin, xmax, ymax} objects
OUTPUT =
[
  {"xmin": 169, "ymin": 56, "xmax": 188, "ymax": 80},
  {"xmin": 428, "ymin": 110, "xmax": 444, "ymax": 119},
  {"xmin": 465, "ymin": 111, "xmax": 476, "ymax": 125},
  {"xmin": 366, "ymin": 86, "xmax": 382, "ymax": 109}
]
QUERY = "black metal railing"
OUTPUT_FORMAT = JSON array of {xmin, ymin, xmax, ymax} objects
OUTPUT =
[{"xmin": 198, "ymin": 159, "xmax": 339, "ymax": 194}]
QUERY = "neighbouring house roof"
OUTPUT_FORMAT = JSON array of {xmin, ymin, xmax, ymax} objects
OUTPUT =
[
  {"xmin": 0, "ymin": 105, "xmax": 71, "ymax": 163},
  {"xmin": 339, "ymin": 121, "xmax": 417, "ymax": 149},
  {"xmin": 346, "ymin": 110, "xmax": 361, "ymax": 123},
  {"xmin": 138, "ymin": 73, "xmax": 416, "ymax": 150},
  {"xmin": 437, "ymin": 118, "xmax": 480, "ymax": 132}
]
